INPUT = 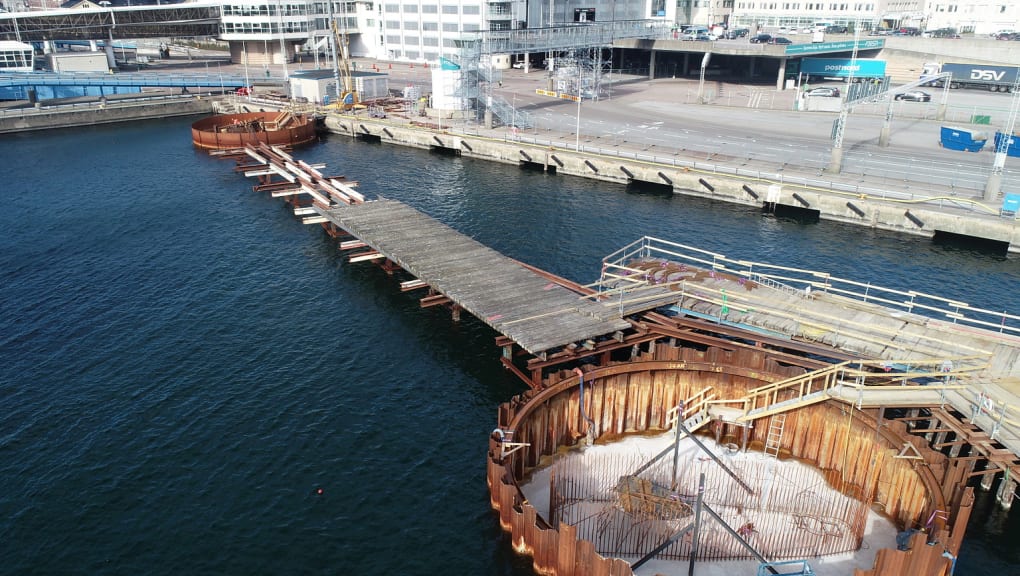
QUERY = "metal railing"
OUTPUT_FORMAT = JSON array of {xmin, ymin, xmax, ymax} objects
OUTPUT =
[
  {"xmin": 0, "ymin": 92, "xmax": 209, "ymax": 118},
  {"xmin": 0, "ymin": 72, "xmax": 248, "ymax": 89},
  {"xmin": 595, "ymin": 236, "xmax": 1020, "ymax": 337}
]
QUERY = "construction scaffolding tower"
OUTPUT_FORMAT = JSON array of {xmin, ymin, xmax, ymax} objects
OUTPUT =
[{"xmin": 442, "ymin": 21, "xmax": 670, "ymax": 128}]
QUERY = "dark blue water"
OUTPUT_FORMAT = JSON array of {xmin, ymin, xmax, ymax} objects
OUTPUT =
[{"xmin": 1, "ymin": 118, "xmax": 1017, "ymax": 575}]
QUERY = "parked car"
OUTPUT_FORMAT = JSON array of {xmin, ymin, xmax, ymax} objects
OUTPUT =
[
  {"xmin": 805, "ymin": 86, "xmax": 840, "ymax": 97},
  {"xmin": 869, "ymin": 28, "xmax": 892, "ymax": 36},
  {"xmin": 825, "ymin": 25, "xmax": 848, "ymax": 34},
  {"xmin": 995, "ymin": 32, "xmax": 1018, "ymax": 41},
  {"xmin": 749, "ymin": 33, "xmax": 773, "ymax": 44},
  {"xmin": 768, "ymin": 36, "xmax": 793, "ymax": 45},
  {"xmin": 694, "ymin": 33, "xmax": 713, "ymax": 42},
  {"xmin": 893, "ymin": 27, "xmax": 920, "ymax": 36},
  {"xmin": 723, "ymin": 28, "xmax": 749, "ymax": 39},
  {"xmin": 894, "ymin": 90, "xmax": 932, "ymax": 102},
  {"xmin": 924, "ymin": 28, "xmax": 960, "ymax": 38},
  {"xmin": 991, "ymin": 29, "xmax": 1015, "ymax": 38}
]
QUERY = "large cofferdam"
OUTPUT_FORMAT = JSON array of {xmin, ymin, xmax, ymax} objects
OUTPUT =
[{"xmin": 217, "ymin": 142, "xmax": 1020, "ymax": 576}]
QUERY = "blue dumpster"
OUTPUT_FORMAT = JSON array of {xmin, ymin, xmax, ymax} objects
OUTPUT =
[
  {"xmin": 940, "ymin": 126, "xmax": 988, "ymax": 152},
  {"xmin": 993, "ymin": 131, "xmax": 1020, "ymax": 157}
]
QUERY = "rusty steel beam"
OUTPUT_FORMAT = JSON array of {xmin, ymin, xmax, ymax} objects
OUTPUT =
[
  {"xmin": 420, "ymin": 294, "xmax": 452, "ymax": 308},
  {"xmin": 500, "ymin": 357, "xmax": 539, "ymax": 389}
]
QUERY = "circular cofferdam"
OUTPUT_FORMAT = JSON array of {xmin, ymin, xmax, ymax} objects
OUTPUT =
[
  {"xmin": 191, "ymin": 112, "xmax": 317, "ymax": 150},
  {"xmin": 487, "ymin": 343, "xmax": 947, "ymax": 575}
]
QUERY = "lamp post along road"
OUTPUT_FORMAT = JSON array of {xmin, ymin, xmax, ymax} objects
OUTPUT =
[
  {"xmin": 276, "ymin": 0, "xmax": 288, "ymax": 80},
  {"xmin": 827, "ymin": 17, "xmax": 862, "ymax": 174},
  {"xmin": 575, "ymin": 61, "xmax": 582, "ymax": 151},
  {"xmin": 984, "ymin": 73, "xmax": 1020, "ymax": 202}
]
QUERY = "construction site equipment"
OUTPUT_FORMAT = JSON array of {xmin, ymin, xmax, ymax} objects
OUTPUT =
[{"xmin": 329, "ymin": 14, "xmax": 358, "ymax": 110}]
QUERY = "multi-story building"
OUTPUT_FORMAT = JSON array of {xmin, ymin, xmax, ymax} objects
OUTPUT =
[
  {"xmin": 726, "ymin": 1, "xmax": 1018, "ymax": 35},
  {"xmin": 219, "ymin": 0, "xmax": 523, "ymax": 66},
  {"xmin": 217, "ymin": 0, "xmax": 668, "ymax": 67},
  {"xmin": 219, "ymin": 1, "xmax": 313, "ymax": 65}
]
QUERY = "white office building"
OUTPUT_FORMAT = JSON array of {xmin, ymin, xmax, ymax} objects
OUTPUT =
[
  {"xmin": 217, "ymin": 0, "xmax": 671, "ymax": 66},
  {"xmin": 726, "ymin": 1, "xmax": 1019, "ymax": 35}
]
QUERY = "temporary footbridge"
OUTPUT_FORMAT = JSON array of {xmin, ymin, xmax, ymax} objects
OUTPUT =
[{"xmin": 227, "ymin": 143, "xmax": 630, "ymax": 356}]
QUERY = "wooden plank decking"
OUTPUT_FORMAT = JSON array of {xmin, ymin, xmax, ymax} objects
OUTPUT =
[{"xmin": 318, "ymin": 199, "xmax": 631, "ymax": 355}]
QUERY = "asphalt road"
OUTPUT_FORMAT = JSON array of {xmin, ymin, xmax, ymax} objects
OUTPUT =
[{"xmin": 492, "ymin": 69, "xmax": 1020, "ymax": 199}]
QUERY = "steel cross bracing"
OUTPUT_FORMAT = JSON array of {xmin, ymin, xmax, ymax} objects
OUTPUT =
[
  {"xmin": 0, "ymin": 5, "xmax": 222, "ymax": 42},
  {"xmin": 448, "ymin": 21, "xmax": 668, "ymax": 128},
  {"xmin": 467, "ymin": 21, "xmax": 670, "ymax": 57}
]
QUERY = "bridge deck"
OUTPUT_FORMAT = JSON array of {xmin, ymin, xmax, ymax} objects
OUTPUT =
[{"xmin": 319, "ymin": 199, "xmax": 630, "ymax": 355}]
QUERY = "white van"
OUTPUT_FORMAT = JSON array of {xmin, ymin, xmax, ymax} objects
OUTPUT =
[
  {"xmin": 682, "ymin": 26, "xmax": 710, "ymax": 40},
  {"xmin": 813, "ymin": 21, "xmax": 834, "ymax": 32}
]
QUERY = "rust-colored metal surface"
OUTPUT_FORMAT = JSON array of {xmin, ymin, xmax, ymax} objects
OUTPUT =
[
  {"xmin": 488, "ymin": 341, "xmax": 971, "ymax": 576},
  {"xmin": 191, "ymin": 112, "xmax": 317, "ymax": 150}
]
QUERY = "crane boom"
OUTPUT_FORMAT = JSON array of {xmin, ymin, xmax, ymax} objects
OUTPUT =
[{"xmin": 330, "ymin": 11, "xmax": 358, "ymax": 109}]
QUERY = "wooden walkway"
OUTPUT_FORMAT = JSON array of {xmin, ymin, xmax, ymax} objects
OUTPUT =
[{"xmin": 319, "ymin": 199, "xmax": 631, "ymax": 355}]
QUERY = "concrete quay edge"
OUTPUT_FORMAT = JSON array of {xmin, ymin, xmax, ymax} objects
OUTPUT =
[
  {"xmin": 320, "ymin": 113, "xmax": 1020, "ymax": 253},
  {"xmin": 0, "ymin": 98, "xmax": 214, "ymax": 134}
]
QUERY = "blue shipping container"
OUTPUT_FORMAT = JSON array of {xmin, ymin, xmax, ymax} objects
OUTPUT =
[
  {"xmin": 993, "ymin": 132, "xmax": 1020, "ymax": 157},
  {"xmin": 940, "ymin": 126, "xmax": 988, "ymax": 152},
  {"xmin": 800, "ymin": 58, "xmax": 887, "ymax": 79}
]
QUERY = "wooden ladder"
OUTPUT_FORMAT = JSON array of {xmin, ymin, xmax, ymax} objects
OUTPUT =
[{"xmin": 764, "ymin": 413, "xmax": 786, "ymax": 459}]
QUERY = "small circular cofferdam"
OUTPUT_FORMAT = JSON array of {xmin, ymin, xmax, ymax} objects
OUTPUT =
[{"xmin": 191, "ymin": 112, "xmax": 317, "ymax": 150}]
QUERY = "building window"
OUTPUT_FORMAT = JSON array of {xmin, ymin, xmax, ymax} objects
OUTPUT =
[
  {"xmin": 403, "ymin": 21, "xmax": 417, "ymax": 29},
  {"xmin": 385, "ymin": 20, "xmax": 400, "ymax": 29},
  {"xmin": 463, "ymin": 5, "xmax": 479, "ymax": 14},
  {"xmin": 422, "ymin": 22, "xmax": 438, "ymax": 31},
  {"xmin": 442, "ymin": 5, "xmax": 457, "ymax": 14},
  {"xmin": 422, "ymin": 4, "xmax": 437, "ymax": 13},
  {"xmin": 403, "ymin": 4, "xmax": 417, "ymax": 12},
  {"xmin": 442, "ymin": 22, "xmax": 458, "ymax": 31}
]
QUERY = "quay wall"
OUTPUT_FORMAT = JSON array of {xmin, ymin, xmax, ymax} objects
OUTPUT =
[
  {"xmin": 0, "ymin": 98, "xmax": 214, "ymax": 134},
  {"xmin": 322, "ymin": 115, "xmax": 1020, "ymax": 252},
  {"xmin": 488, "ymin": 340, "xmax": 973, "ymax": 576}
]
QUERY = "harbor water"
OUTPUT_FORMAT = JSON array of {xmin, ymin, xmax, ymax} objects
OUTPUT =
[{"xmin": 1, "ymin": 118, "xmax": 1018, "ymax": 575}]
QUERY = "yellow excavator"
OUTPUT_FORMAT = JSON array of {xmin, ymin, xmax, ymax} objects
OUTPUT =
[{"xmin": 330, "ymin": 18, "xmax": 359, "ymax": 110}]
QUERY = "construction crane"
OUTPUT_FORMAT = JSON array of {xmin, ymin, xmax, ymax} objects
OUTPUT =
[{"xmin": 329, "ymin": 6, "xmax": 358, "ymax": 110}]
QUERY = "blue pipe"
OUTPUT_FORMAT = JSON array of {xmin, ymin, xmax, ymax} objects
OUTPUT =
[{"xmin": 573, "ymin": 368, "xmax": 596, "ymax": 431}]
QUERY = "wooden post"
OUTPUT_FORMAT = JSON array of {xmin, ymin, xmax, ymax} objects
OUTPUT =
[
  {"xmin": 980, "ymin": 463, "xmax": 997, "ymax": 491},
  {"xmin": 997, "ymin": 477, "xmax": 1016, "ymax": 510}
]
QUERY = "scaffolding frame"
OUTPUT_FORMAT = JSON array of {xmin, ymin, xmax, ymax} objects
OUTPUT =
[{"xmin": 443, "ymin": 21, "xmax": 670, "ymax": 127}]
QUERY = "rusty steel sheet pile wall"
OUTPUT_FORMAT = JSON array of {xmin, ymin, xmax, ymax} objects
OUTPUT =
[
  {"xmin": 191, "ymin": 112, "xmax": 317, "ymax": 150},
  {"xmin": 488, "ymin": 340, "xmax": 972, "ymax": 576}
]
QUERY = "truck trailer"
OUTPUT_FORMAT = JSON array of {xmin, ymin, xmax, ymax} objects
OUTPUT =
[{"xmin": 921, "ymin": 62, "xmax": 1019, "ymax": 92}]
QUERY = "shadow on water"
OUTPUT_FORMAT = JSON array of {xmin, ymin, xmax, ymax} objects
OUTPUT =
[
  {"xmin": 932, "ymin": 230, "xmax": 1010, "ymax": 258},
  {"xmin": 625, "ymin": 181, "xmax": 673, "ymax": 196},
  {"xmin": 765, "ymin": 203, "xmax": 821, "ymax": 225}
]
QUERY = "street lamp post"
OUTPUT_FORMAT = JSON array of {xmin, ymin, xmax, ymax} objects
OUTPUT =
[
  {"xmin": 575, "ymin": 58, "xmax": 582, "ymax": 151},
  {"xmin": 984, "ymin": 74, "xmax": 1020, "ymax": 202},
  {"xmin": 276, "ymin": 0, "xmax": 288, "ymax": 81},
  {"xmin": 826, "ymin": 15, "xmax": 862, "ymax": 174}
]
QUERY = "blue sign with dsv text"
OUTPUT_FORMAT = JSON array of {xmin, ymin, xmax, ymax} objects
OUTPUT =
[
  {"xmin": 800, "ymin": 58, "xmax": 887, "ymax": 78},
  {"xmin": 785, "ymin": 39, "xmax": 884, "ymax": 55}
]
